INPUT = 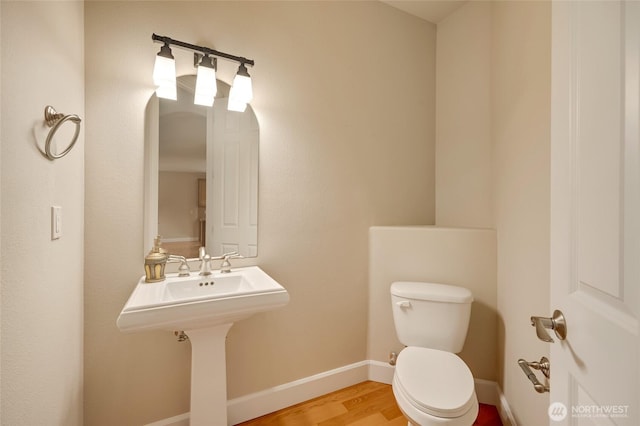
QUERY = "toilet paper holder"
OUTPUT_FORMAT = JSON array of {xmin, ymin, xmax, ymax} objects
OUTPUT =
[{"xmin": 518, "ymin": 357, "xmax": 550, "ymax": 393}]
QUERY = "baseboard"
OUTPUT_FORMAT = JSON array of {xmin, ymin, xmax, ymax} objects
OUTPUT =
[
  {"xmin": 162, "ymin": 237, "xmax": 199, "ymax": 243},
  {"xmin": 145, "ymin": 413, "xmax": 189, "ymax": 426},
  {"xmin": 368, "ymin": 359, "xmax": 395, "ymax": 384},
  {"xmin": 227, "ymin": 360, "xmax": 369, "ymax": 424},
  {"xmin": 497, "ymin": 389, "xmax": 517, "ymax": 426},
  {"xmin": 146, "ymin": 360, "xmax": 515, "ymax": 425}
]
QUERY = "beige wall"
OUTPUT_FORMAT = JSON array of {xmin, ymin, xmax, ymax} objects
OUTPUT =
[
  {"xmin": 84, "ymin": 2, "xmax": 436, "ymax": 424},
  {"xmin": 492, "ymin": 2, "xmax": 551, "ymax": 424},
  {"xmin": 368, "ymin": 226, "xmax": 497, "ymax": 381},
  {"xmin": 1, "ymin": 2, "xmax": 85, "ymax": 424},
  {"xmin": 435, "ymin": 1, "xmax": 493, "ymax": 228},
  {"xmin": 0, "ymin": 2, "xmax": 3, "ymax": 404},
  {"xmin": 435, "ymin": 1, "xmax": 551, "ymax": 425}
]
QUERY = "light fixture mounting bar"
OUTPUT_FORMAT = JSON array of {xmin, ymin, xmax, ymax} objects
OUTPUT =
[{"xmin": 152, "ymin": 33, "xmax": 254, "ymax": 67}]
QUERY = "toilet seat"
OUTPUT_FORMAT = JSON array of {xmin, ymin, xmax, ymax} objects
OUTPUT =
[{"xmin": 394, "ymin": 347, "xmax": 476, "ymax": 418}]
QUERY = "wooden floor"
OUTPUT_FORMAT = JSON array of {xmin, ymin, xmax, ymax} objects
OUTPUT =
[
  {"xmin": 235, "ymin": 381, "xmax": 503, "ymax": 426},
  {"xmin": 236, "ymin": 381, "xmax": 405, "ymax": 426}
]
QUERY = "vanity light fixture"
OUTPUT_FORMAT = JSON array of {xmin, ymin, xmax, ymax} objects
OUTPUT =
[
  {"xmin": 194, "ymin": 55, "xmax": 217, "ymax": 107},
  {"xmin": 153, "ymin": 42, "xmax": 177, "ymax": 100},
  {"xmin": 151, "ymin": 33, "xmax": 255, "ymax": 110}
]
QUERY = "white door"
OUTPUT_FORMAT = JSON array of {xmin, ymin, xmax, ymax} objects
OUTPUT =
[
  {"xmin": 550, "ymin": 1, "xmax": 639, "ymax": 425},
  {"xmin": 206, "ymin": 100, "xmax": 259, "ymax": 257}
]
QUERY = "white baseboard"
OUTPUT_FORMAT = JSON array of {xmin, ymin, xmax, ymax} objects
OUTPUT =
[
  {"xmin": 228, "ymin": 360, "xmax": 369, "ymax": 424},
  {"xmin": 474, "ymin": 378, "xmax": 499, "ymax": 406},
  {"xmin": 145, "ymin": 413, "xmax": 189, "ymax": 426},
  {"xmin": 497, "ymin": 390, "xmax": 517, "ymax": 426},
  {"xmin": 368, "ymin": 359, "xmax": 395, "ymax": 384},
  {"xmin": 163, "ymin": 237, "xmax": 199, "ymax": 243},
  {"xmin": 146, "ymin": 360, "xmax": 515, "ymax": 426}
]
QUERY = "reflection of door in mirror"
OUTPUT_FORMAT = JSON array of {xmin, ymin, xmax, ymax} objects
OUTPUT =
[
  {"xmin": 144, "ymin": 75, "xmax": 259, "ymax": 259},
  {"xmin": 207, "ymin": 100, "xmax": 258, "ymax": 257}
]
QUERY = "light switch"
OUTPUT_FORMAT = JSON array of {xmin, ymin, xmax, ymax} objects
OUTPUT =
[{"xmin": 51, "ymin": 206, "xmax": 62, "ymax": 240}]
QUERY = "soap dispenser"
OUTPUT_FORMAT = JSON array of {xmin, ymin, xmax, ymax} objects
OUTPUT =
[{"xmin": 144, "ymin": 236, "xmax": 168, "ymax": 283}]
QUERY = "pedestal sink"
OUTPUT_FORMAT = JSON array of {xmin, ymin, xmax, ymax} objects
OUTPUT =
[{"xmin": 117, "ymin": 266, "xmax": 289, "ymax": 425}]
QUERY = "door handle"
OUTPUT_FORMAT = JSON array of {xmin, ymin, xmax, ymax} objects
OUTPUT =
[{"xmin": 531, "ymin": 309, "xmax": 566, "ymax": 342}]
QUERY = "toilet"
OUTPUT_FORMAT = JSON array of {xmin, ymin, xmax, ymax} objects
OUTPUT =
[{"xmin": 390, "ymin": 281, "xmax": 479, "ymax": 426}]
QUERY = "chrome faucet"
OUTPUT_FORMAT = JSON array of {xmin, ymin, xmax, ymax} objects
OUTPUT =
[{"xmin": 198, "ymin": 247, "xmax": 213, "ymax": 276}]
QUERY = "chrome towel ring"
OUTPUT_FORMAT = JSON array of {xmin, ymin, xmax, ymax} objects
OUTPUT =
[{"xmin": 43, "ymin": 105, "xmax": 82, "ymax": 160}]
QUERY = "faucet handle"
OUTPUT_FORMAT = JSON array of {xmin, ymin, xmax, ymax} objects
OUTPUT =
[
  {"xmin": 168, "ymin": 255, "xmax": 191, "ymax": 276},
  {"xmin": 211, "ymin": 251, "xmax": 241, "ymax": 261},
  {"xmin": 222, "ymin": 251, "xmax": 240, "ymax": 260},
  {"xmin": 198, "ymin": 246, "xmax": 206, "ymax": 260},
  {"xmin": 219, "ymin": 251, "xmax": 243, "ymax": 273}
]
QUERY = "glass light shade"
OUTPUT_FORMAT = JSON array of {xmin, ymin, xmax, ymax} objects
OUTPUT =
[
  {"xmin": 153, "ymin": 54, "xmax": 175, "ymax": 85},
  {"xmin": 155, "ymin": 83, "xmax": 177, "ymax": 101},
  {"xmin": 194, "ymin": 57, "xmax": 217, "ymax": 107},
  {"xmin": 229, "ymin": 74, "xmax": 253, "ymax": 104},
  {"xmin": 229, "ymin": 63, "xmax": 253, "ymax": 109},
  {"xmin": 153, "ymin": 49, "xmax": 176, "ymax": 100},
  {"xmin": 227, "ymin": 97, "xmax": 247, "ymax": 113}
]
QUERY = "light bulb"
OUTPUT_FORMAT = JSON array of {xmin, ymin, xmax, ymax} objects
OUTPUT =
[
  {"xmin": 227, "ymin": 98, "xmax": 247, "ymax": 112},
  {"xmin": 194, "ymin": 55, "xmax": 217, "ymax": 107},
  {"xmin": 153, "ymin": 43, "xmax": 176, "ymax": 100},
  {"xmin": 228, "ymin": 63, "xmax": 253, "ymax": 110}
]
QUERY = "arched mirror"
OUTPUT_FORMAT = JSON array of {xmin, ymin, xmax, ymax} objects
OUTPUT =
[{"xmin": 144, "ymin": 75, "xmax": 259, "ymax": 259}]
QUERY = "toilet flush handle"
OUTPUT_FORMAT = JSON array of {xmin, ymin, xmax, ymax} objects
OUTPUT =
[{"xmin": 397, "ymin": 300, "xmax": 411, "ymax": 309}]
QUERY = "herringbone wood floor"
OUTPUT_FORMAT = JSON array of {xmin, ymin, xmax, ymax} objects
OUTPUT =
[{"xmin": 235, "ymin": 381, "xmax": 503, "ymax": 426}]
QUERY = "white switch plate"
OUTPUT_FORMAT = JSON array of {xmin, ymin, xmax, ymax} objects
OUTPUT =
[{"xmin": 51, "ymin": 206, "xmax": 62, "ymax": 240}]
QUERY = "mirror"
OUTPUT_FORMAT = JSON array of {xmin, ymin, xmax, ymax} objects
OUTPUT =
[{"xmin": 144, "ymin": 75, "xmax": 259, "ymax": 259}]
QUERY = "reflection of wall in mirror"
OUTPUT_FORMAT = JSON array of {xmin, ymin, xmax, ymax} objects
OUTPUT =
[
  {"xmin": 158, "ymin": 171, "xmax": 205, "ymax": 258},
  {"xmin": 198, "ymin": 178, "xmax": 206, "ymax": 208}
]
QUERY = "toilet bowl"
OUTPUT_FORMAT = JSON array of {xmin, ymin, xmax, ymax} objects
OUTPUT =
[
  {"xmin": 389, "ymin": 281, "xmax": 478, "ymax": 426},
  {"xmin": 392, "ymin": 347, "xmax": 478, "ymax": 426}
]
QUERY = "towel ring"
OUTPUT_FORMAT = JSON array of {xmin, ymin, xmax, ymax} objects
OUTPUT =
[{"xmin": 44, "ymin": 105, "xmax": 82, "ymax": 160}]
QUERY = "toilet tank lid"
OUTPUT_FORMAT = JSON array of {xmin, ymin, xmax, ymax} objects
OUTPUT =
[{"xmin": 391, "ymin": 282, "xmax": 473, "ymax": 303}]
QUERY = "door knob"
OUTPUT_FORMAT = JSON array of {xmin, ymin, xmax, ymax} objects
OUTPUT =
[{"xmin": 530, "ymin": 309, "xmax": 566, "ymax": 342}]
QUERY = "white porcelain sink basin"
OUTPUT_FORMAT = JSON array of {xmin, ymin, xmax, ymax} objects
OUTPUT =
[{"xmin": 117, "ymin": 266, "xmax": 289, "ymax": 332}]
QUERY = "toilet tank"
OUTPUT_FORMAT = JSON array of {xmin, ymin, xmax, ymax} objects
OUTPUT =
[{"xmin": 390, "ymin": 281, "xmax": 473, "ymax": 353}]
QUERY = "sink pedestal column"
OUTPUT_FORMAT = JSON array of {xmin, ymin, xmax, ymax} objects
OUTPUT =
[{"xmin": 186, "ymin": 323, "xmax": 234, "ymax": 426}]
